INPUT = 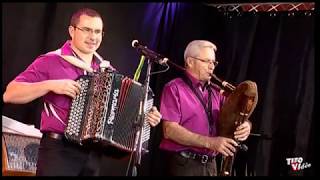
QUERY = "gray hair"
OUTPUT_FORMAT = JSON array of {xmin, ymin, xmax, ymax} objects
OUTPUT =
[{"xmin": 184, "ymin": 40, "xmax": 217, "ymax": 62}]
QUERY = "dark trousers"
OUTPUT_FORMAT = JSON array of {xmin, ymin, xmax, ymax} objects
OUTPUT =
[
  {"xmin": 162, "ymin": 150, "xmax": 217, "ymax": 176},
  {"xmin": 36, "ymin": 134, "xmax": 131, "ymax": 176}
]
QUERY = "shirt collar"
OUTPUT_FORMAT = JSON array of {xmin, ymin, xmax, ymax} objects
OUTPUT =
[
  {"xmin": 61, "ymin": 40, "xmax": 100, "ymax": 71},
  {"xmin": 60, "ymin": 40, "xmax": 73, "ymax": 56},
  {"xmin": 184, "ymin": 71, "xmax": 207, "ymax": 90},
  {"xmin": 61, "ymin": 40, "xmax": 100, "ymax": 64}
]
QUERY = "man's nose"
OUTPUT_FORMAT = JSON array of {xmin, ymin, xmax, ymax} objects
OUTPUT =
[
  {"xmin": 209, "ymin": 66, "xmax": 214, "ymax": 71},
  {"xmin": 88, "ymin": 33, "xmax": 97, "ymax": 40}
]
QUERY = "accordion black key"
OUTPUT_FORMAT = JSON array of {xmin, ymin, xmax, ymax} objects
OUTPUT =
[{"xmin": 65, "ymin": 72, "xmax": 152, "ymax": 152}]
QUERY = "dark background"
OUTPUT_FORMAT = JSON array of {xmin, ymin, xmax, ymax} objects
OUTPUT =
[{"xmin": 2, "ymin": 2, "xmax": 316, "ymax": 176}]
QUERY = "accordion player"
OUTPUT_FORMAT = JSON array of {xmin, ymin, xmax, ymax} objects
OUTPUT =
[{"xmin": 64, "ymin": 70, "xmax": 153, "ymax": 153}]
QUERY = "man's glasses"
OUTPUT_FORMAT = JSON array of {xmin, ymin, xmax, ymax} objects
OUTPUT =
[
  {"xmin": 73, "ymin": 26, "xmax": 104, "ymax": 36},
  {"xmin": 190, "ymin": 56, "xmax": 219, "ymax": 66}
]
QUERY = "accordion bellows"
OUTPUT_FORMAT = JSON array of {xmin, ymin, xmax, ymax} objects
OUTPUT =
[{"xmin": 65, "ymin": 72, "xmax": 152, "ymax": 152}]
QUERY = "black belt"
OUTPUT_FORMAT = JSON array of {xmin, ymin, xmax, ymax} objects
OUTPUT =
[
  {"xmin": 179, "ymin": 151, "xmax": 215, "ymax": 164},
  {"xmin": 43, "ymin": 132, "xmax": 64, "ymax": 140}
]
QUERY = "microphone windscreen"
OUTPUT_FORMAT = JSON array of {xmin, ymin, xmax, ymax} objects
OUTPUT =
[{"xmin": 132, "ymin": 40, "xmax": 139, "ymax": 48}]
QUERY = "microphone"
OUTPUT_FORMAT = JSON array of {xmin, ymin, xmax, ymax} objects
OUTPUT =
[{"xmin": 131, "ymin": 40, "xmax": 169, "ymax": 65}]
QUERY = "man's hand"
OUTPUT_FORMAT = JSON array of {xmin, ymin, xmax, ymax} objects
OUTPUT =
[
  {"xmin": 234, "ymin": 120, "xmax": 251, "ymax": 141},
  {"xmin": 49, "ymin": 79, "xmax": 81, "ymax": 99},
  {"xmin": 146, "ymin": 106, "xmax": 162, "ymax": 127},
  {"xmin": 204, "ymin": 136, "xmax": 238, "ymax": 156}
]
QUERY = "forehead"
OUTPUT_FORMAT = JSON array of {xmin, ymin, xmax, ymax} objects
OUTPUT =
[{"xmin": 77, "ymin": 15, "xmax": 103, "ymax": 29}]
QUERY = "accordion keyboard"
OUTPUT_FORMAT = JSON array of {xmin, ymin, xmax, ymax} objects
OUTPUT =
[{"xmin": 65, "ymin": 76, "xmax": 91, "ymax": 144}]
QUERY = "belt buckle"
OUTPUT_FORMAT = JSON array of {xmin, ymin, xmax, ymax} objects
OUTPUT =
[
  {"xmin": 201, "ymin": 155, "xmax": 209, "ymax": 163},
  {"xmin": 180, "ymin": 151, "xmax": 190, "ymax": 158}
]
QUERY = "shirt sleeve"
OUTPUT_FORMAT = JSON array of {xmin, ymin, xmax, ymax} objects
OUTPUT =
[
  {"xmin": 160, "ymin": 82, "xmax": 181, "ymax": 123},
  {"xmin": 14, "ymin": 55, "xmax": 50, "ymax": 83}
]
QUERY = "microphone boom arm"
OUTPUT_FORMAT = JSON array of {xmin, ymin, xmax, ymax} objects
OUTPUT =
[{"xmin": 131, "ymin": 40, "xmax": 168, "ymax": 65}]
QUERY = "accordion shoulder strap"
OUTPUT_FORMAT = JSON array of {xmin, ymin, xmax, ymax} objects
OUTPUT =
[
  {"xmin": 46, "ymin": 49, "xmax": 94, "ymax": 73},
  {"xmin": 46, "ymin": 49, "xmax": 115, "ymax": 73}
]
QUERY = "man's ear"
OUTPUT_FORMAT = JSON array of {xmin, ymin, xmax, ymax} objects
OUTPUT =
[
  {"xmin": 185, "ymin": 57, "xmax": 193, "ymax": 68},
  {"xmin": 68, "ymin": 26, "xmax": 74, "ymax": 39}
]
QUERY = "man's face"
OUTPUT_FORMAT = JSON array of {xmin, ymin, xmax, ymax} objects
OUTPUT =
[
  {"xmin": 70, "ymin": 14, "xmax": 103, "ymax": 55},
  {"xmin": 187, "ymin": 47, "xmax": 217, "ymax": 82}
]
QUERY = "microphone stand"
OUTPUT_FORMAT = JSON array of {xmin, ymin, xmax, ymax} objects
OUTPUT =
[{"xmin": 131, "ymin": 58, "xmax": 153, "ymax": 176}]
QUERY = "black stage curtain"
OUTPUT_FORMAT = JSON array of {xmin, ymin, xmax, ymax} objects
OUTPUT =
[{"xmin": 2, "ymin": 3, "xmax": 315, "ymax": 176}]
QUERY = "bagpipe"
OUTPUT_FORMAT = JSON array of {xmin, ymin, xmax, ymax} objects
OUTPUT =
[{"xmin": 211, "ymin": 74, "xmax": 258, "ymax": 176}]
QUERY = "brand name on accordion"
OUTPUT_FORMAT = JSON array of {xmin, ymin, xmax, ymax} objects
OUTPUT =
[{"xmin": 107, "ymin": 89, "xmax": 120, "ymax": 125}]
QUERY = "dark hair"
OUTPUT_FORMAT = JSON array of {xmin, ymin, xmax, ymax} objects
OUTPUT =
[{"xmin": 70, "ymin": 8, "xmax": 103, "ymax": 27}]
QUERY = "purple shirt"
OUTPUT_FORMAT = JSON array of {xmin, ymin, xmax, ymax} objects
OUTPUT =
[
  {"xmin": 159, "ymin": 71, "xmax": 225, "ymax": 155},
  {"xmin": 14, "ymin": 40, "xmax": 100, "ymax": 134}
]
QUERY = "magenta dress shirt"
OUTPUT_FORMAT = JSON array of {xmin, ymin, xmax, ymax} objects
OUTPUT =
[{"xmin": 159, "ymin": 71, "xmax": 225, "ymax": 155}]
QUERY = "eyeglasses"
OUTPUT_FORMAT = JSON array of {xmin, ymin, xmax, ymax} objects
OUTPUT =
[
  {"xmin": 190, "ymin": 56, "xmax": 219, "ymax": 66},
  {"xmin": 73, "ymin": 26, "xmax": 104, "ymax": 36}
]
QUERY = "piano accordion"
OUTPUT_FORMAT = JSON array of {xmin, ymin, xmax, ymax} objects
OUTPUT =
[{"xmin": 64, "ymin": 71, "xmax": 152, "ymax": 152}]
